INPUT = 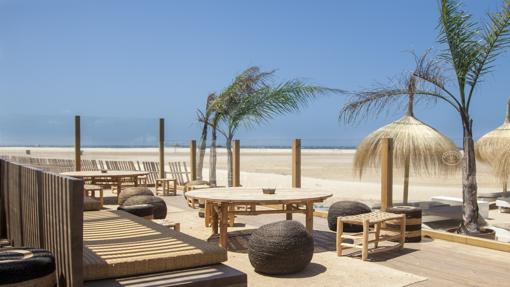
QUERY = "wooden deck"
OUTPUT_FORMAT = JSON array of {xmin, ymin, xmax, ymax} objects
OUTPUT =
[{"xmin": 162, "ymin": 195, "xmax": 510, "ymax": 287}]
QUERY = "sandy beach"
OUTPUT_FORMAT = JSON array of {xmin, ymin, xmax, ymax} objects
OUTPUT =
[{"xmin": 0, "ymin": 146, "xmax": 503, "ymax": 207}]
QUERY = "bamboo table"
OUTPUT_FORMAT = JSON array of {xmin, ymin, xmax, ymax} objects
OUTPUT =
[
  {"xmin": 186, "ymin": 187, "xmax": 332, "ymax": 248},
  {"xmin": 62, "ymin": 170, "xmax": 149, "ymax": 199}
]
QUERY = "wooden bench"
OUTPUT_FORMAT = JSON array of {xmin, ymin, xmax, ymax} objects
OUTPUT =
[
  {"xmin": 336, "ymin": 211, "xmax": 406, "ymax": 261},
  {"xmin": 152, "ymin": 219, "xmax": 181, "ymax": 232}
]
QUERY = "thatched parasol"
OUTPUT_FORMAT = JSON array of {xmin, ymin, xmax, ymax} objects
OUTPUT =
[
  {"xmin": 354, "ymin": 92, "xmax": 459, "ymax": 204},
  {"xmin": 475, "ymin": 98, "xmax": 510, "ymax": 193}
]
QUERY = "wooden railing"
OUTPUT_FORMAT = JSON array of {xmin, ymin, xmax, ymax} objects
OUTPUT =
[{"xmin": 0, "ymin": 159, "xmax": 84, "ymax": 286}]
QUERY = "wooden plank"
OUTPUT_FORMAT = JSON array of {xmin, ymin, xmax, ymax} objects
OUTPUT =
[
  {"xmin": 190, "ymin": 140, "xmax": 197, "ymax": 181},
  {"xmin": 159, "ymin": 118, "xmax": 165, "ymax": 179},
  {"xmin": 292, "ymin": 139, "xmax": 301, "ymax": 188},
  {"xmin": 380, "ymin": 138, "xmax": 393, "ymax": 211},
  {"xmin": 75, "ymin": 115, "xmax": 81, "ymax": 171},
  {"xmin": 233, "ymin": 140, "xmax": 240, "ymax": 187}
]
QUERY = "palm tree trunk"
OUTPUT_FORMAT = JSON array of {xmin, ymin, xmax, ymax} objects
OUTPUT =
[
  {"xmin": 209, "ymin": 123, "xmax": 218, "ymax": 187},
  {"xmin": 226, "ymin": 136, "xmax": 234, "ymax": 187},
  {"xmin": 460, "ymin": 123, "xmax": 481, "ymax": 233},
  {"xmin": 403, "ymin": 155, "xmax": 410, "ymax": 205},
  {"xmin": 197, "ymin": 120, "xmax": 208, "ymax": 180}
]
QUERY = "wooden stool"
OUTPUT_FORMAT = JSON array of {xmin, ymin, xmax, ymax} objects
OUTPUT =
[
  {"xmin": 137, "ymin": 175, "xmax": 148, "ymax": 186},
  {"xmin": 152, "ymin": 219, "xmax": 181, "ymax": 232},
  {"xmin": 84, "ymin": 184, "xmax": 104, "ymax": 208},
  {"xmin": 155, "ymin": 178, "xmax": 177, "ymax": 196},
  {"xmin": 336, "ymin": 211, "xmax": 406, "ymax": 261}
]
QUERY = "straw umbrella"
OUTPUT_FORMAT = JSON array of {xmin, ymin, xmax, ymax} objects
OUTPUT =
[
  {"xmin": 352, "ymin": 78, "xmax": 458, "ymax": 204},
  {"xmin": 475, "ymin": 98, "xmax": 510, "ymax": 194}
]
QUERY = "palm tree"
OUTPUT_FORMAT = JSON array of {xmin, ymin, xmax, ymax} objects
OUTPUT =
[
  {"xmin": 340, "ymin": 0, "xmax": 510, "ymax": 234},
  {"xmin": 211, "ymin": 66, "xmax": 342, "ymax": 186},
  {"xmin": 196, "ymin": 93, "xmax": 216, "ymax": 180}
]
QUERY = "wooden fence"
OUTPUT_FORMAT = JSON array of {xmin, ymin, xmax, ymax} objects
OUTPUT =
[{"xmin": 0, "ymin": 159, "xmax": 84, "ymax": 286}]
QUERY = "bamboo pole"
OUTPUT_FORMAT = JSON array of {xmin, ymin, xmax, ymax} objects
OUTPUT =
[
  {"xmin": 190, "ymin": 140, "xmax": 197, "ymax": 181},
  {"xmin": 159, "ymin": 118, "xmax": 165, "ymax": 179},
  {"xmin": 233, "ymin": 140, "xmax": 240, "ymax": 187},
  {"xmin": 292, "ymin": 139, "xmax": 301, "ymax": 188},
  {"xmin": 74, "ymin": 115, "xmax": 81, "ymax": 171},
  {"xmin": 380, "ymin": 138, "xmax": 393, "ymax": 211}
]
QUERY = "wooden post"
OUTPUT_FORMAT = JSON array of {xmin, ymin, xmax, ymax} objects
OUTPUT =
[
  {"xmin": 233, "ymin": 140, "xmax": 240, "ymax": 187},
  {"xmin": 292, "ymin": 139, "xmax": 301, "ymax": 188},
  {"xmin": 74, "ymin": 115, "xmax": 81, "ymax": 171},
  {"xmin": 159, "ymin": 118, "xmax": 165, "ymax": 179},
  {"xmin": 190, "ymin": 140, "xmax": 197, "ymax": 181},
  {"xmin": 380, "ymin": 138, "xmax": 393, "ymax": 211}
]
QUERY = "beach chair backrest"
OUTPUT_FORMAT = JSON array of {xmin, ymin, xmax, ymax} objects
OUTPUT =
[
  {"xmin": 168, "ymin": 161, "xmax": 190, "ymax": 186},
  {"xmin": 142, "ymin": 161, "xmax": 159, "ymax": 184}
]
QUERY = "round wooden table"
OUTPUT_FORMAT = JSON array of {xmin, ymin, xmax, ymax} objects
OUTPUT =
[
  {"xmin": 61, "ymin": 170, "xmax": 149, "ymax": 197},
  {"xmin": 186, "ymin": 187, "xmax": 332, "ymax": 248}
]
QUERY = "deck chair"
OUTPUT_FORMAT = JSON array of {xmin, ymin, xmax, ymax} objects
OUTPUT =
[{"xmin": 168, "ymin": 161, "xmax": 211, "ymax": 208}]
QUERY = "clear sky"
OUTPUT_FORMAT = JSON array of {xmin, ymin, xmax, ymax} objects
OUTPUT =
[{"xmin": 0, "ymin": 0, "xmax": 509, "ymax": 147}]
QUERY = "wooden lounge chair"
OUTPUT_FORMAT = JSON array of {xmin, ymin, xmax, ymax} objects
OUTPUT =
[{"xmin": 168, "ymin": 161, "xmax": 211, "ymax": 207}]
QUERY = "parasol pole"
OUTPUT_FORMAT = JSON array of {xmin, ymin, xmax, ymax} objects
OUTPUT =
[{"xmin": 402, "ymin": 78, "xmax": 415, "ymax": 204}]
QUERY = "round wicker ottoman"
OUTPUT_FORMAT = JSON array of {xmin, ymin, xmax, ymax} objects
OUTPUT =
[
  {"xmin": 0, "ymin": 248, "xmax": 56, "ymax": 287},
  {"xmin": 118, "ymin": 187, "xmax": 154, "ymax": 205},
  {"xmin": 123, "ymin": 195, "xmax": 167, "ymax": 219},
  {"xmin": 327, "ymin": 201, "xmax": 371, "ymax": 232},
  {"xmin": 118, "ymin": 204, "xmax": 154, "ymax": 219},
  {"xmin": 248, "ymin": 220, "xmax": 314, "ymax": 275}
]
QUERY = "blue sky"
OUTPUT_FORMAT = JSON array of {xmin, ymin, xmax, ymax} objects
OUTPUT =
[{"xmin": 0, "ymin": 0, "xmax": 509, "ymax": 147}]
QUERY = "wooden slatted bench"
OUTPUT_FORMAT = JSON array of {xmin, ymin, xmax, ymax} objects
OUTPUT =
[{"xmin": 336, "ymin": 211, "xmax": 406, "ymax": 261}]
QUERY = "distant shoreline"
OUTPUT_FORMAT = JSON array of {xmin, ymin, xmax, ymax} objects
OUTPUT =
[{"xmin": 0, "ymin": 145, "xmax": 357, "ymax": 150}]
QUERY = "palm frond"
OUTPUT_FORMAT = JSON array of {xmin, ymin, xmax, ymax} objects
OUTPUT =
[
  {"xmin": 467, "ymin": 1, "xmax": 510, "ymax": 107},
  {"xmin": 438, "ymin": 0, "xmax": 480, "ymax": 93}
]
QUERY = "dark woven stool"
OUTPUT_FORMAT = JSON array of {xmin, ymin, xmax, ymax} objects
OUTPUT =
[
  {"xmin": 0, "ymin": 248, "xmax": 56, "ymax": 287},
  {"xmin": 248, "ymin": 220, "xmax": 314, "ymax": 275},
  {"xmin": 327, "ymin": 201, "xmax": 371, "ymax": 232},
  {"xmin": 386, "ymin": 206, "xmax": 422, "ymax": 242},
  {"xmin": 123, "ymin": 195, "xmax": 167, "ymax": 219},
  {"xmin": 118, "ymin": 187, "xmax": 154, "ymax": 205},
  {"xmin": 118, "ymin": 204, "xmax": 154, "ymax": 219}
]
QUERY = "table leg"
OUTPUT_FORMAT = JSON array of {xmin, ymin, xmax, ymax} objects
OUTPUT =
[
  {"xmin": 286, "ymin": 204, "xmax": 293, "ymax": 220},
  {"xmin": 211, "ymin": 204, "xmax": 218, "ymax": 234},
  {"xmin": 336, "ymin": 219, "xmax": 344, "ymax": 256},
  {"xmin": 134, "ymin": 175, "xmax": 138, "ymax": 187},
  {"xmin": 305, "ymin": 201, "xmax": 313, "ymax": 233},
  {"xmin": 205, "ymin": 201, "xmax": 211, "ymax": 227},
  {"xmin": 219, "ymin": 203, "xmax": 229, "ymax": 248},
  {"xmin": 362, "ymin": 219, "xmax": 369, "ymax": 261},
  {"xmin": 116, "ymin": 178, "xmax": 122, "ymax": 200}
]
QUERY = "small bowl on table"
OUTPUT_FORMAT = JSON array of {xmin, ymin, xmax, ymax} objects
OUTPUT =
[
  {"xmin": 262, "ymin": 188, "xmax": 276, "ymax": 195},
  {"xmin": 100, "ymin": 169, "xmax": 108, "ymax": 174}
]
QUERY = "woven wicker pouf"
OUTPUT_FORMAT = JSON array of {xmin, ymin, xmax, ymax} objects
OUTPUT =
[
  {"xmin": 118, "ymin": 187, "xmax": 154, "ymax": 205},
  {"xmin": 0, "ymin": 248, "xmax": 56, "ymax": 287},
  {"xmin": 123, "ymin": 195, "xmax": 167, "ymax": 219},
  {"xmin": 327, "ymin": 201, "xmax": 371, "ymax": 232},
  {"xmin": 248, "ymin": 220, "xmax": 314, "ymax": 275},
  {"xmin": 118, "ymin": 204, "xmax": 154, "ymax": 219}
]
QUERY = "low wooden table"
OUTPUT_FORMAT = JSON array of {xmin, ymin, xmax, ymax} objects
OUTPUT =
[
  {"xmin": 336, "ymin": 211, "xmax": 406, "ymax": 261},
  {"xmin": 62, "ymin": 170, "xmax": 149, "ymax": 200},
  {"xmin": 186, "ymin": 187, "xmax": 332, "ymax": 248}
]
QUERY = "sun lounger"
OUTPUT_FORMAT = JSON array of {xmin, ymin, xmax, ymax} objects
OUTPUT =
[
  {"xmin": 83, "ymin": 210, "xmax": 228, "ymax": 281},
  {"xmin": 496, "ymin": 197, "xmax": 510, "ymax": 213},
  {"xmin": 431, "ymin": 196, "xmax": 489, "ymax": 218}
]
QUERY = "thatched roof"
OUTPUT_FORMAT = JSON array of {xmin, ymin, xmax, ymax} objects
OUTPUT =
[
  {"xmin": 475, "ymin": 98, "xmax": 510, "ymax": 183},
  {"xmin": 354, "ymin": 115, "xmax": 459, "ymax": 177}
]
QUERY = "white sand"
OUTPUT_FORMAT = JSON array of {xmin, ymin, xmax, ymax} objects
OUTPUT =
[{"xmin": 0, "ymin": 146, "xmax": 503, "ymax": 206}]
